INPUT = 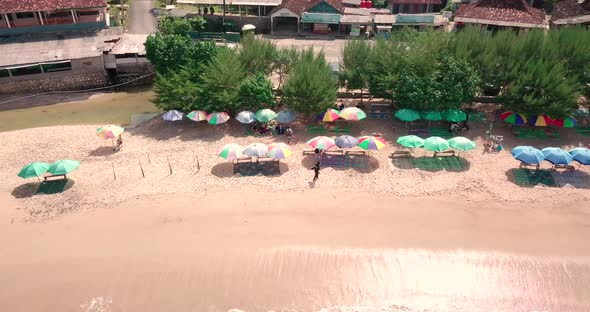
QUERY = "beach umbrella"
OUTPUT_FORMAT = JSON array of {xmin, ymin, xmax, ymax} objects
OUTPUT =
[
  {"xmin": 242, "ymin": 24, "xmax": 256, "ymax": 31},
  {"xmin": 187, "ymin": 110, "xmax": 208, "ymax": 122},
  {"xmin": 358, "ymin": 136, "xmax": 386, "ymax": 150},
  {"xmin": 569, "ymin": 147, "xmax": 590, "ymax": 165},
  {"xmin": 511, "ymin": 146, "xmax": 544, "ymax": 165},
  {"xmin": 423, "ymin": 136, "xmax": 450, "ymax": 152},
  {"xmin": 267, "ymin": 143, "xmax": 293, "ymax": 159},
  {"xmin": 307, "ymin": 136, "xmax": 336, "ymax": 150},
  {"xmin": 529, "ymin": 115, "xmax": 551, "ymax": 127},
  {"xmin": 96, "ymin": 125, "xmax": 124, "ymax": 139},
  {"xmin": 339, "ymin": 107, "xmax": 367, "ymax": 121},
  {"xmin": 162, "ymin": 110, "xmax": 184, "ymax": 121},
  {"xmin": 335, "ymin": 135, "xmax": 359, "ymax": 148},
  {"xmin": 255, "ymin": 109, "xmax": 277, "ymax": 123},
  {"xmin": 47, "ymin": 159, "xmax": 80, "ymax": 175},
  {"xmin": 500, "ymin": 112, "xmax": 527, "ymax": 125},
  {"xmin": 276, "ymin": 110, "xmax": 296, "ymax": 123},
  {"xmin": 395, "ymin": 109, "xmax": 421, "ymax": 122},
  {"xmin": 552, "ymin": 117, "xmax": 577, "ymax": 128},
  {"xmin": 207, "ymin": 112, "xmax": 230, "ymax": 125},
  {"xmin": 17, "ymin": 162, "xmax": 50, "ymax": 179},
  {"xmin": 318, "ymin": 109, "xmax": 341, "ymax": 122},
  {"xmin": 541, "ymin": 147, "xmax": 573, "ymax": 165},
  {"xmin": 243, "ymin": 143, "xmax": 269, "ymax": 158},
  {"xmin": 235, "ymin": 111, "xmax": 256, "ymax": 124},
  {"xmin": 217, "ymin": 143, "xmax": 244, "ymax": 160},
  {"xmin": 422, "ymin": 111, "xmax": 443, "ymax": 121},
  {"xmin": 397, "ymin": 135, "xmax": 425, "ymax": 148},
  {"xmin": 448, "ymin": 136, "xmax": 476, "ymax": 151},
  {"xmin": 442, "ymin": 109, "xmax": 467, "ymax": 122}
]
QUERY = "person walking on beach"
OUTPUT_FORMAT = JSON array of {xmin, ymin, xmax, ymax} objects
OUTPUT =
[{"xmin": 311, "ymin": 162, "xmax": 320, "ymax": 181}]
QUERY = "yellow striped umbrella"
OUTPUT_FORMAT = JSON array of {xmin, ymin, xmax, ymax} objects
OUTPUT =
[
  {"xmin": 267, "ymin": 143, "xmax": 293, "ymax": 159},
  {"xmin": 97, "ymin": 125, "xmax": 124, "ymax": 139}
]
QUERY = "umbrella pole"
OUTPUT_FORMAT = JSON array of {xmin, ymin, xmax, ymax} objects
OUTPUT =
[{"xmin": 111, "ymin": 138, "xmax": 115, "ymax": 147}]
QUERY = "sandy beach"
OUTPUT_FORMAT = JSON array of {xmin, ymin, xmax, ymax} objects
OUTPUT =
[{"xmin": 1, "ymin": 115, "xmax": 590, "ymax": 311}]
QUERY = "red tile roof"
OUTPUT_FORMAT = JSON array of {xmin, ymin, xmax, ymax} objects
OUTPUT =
[
  {"xmin": 455, "ymin": 0, "xmax": 546, "ymax": 26},
  {"xmin": 0, "ymin": 0, "xmax": 106, "ymax": 14},
  {"xmin": 552, "ymin": 0, "xmax": 589, "ymax": 20},
  {"xmin": 270, "ymin": 0, "xmax": 345, "ymax": 16}
]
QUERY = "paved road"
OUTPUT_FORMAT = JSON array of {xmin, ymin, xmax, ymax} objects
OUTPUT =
[{"xmin": 127, "ymin": 0, "xmax": 157, "ymax": 34}]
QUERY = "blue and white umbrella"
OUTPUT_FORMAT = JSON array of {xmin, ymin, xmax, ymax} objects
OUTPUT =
[
  {"xmin": 541, "ymin": 147, "xmax": 573, "ymax": 165},
  {"xmin": 162, "ymin": 110, "xmax": 184, "ymax": 121},
  {"xmin": 569, "ymin": 147, "xmax": 590, "ymax": 165},
  {"xmin": 335, "ymin": 135, "xmax": 359, "ymax": 148},
  {"xmin": 243, "ymin": 143, "xmax": 269, "ymax": 158},
  {"xmin": 276, "ymin": 110, "xmax": 297, "ymax": 123},
  {"xmin": 236, "ymin": 111, "xmax": 256, "ymax": 124},
  {"xmin": 511, "ymin": 146, "xmax": 544, "ymax": 164}
]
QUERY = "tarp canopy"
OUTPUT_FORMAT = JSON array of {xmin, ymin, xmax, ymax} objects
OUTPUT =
[
  {"xmin": 301, "ymin": 12, "xmax": 341, "ymax": 23},
  {"xmin": 374, "ymin": 14, "xmax": 396, "ymax": 24},
  {"xmin": 396, "ymin": 14, "xmax": 435, "ymax": 24}
]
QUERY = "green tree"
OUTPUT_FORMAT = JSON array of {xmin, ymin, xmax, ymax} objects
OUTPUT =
[
  {"xmin": 283, "ymin": 49, "xmax": 338, "ymax": 116},
  {"xmin": 199, "ymin": 48, "xmax": 247, "ymax": 113},
  {"xmin": 367, "ymin": 37, "xmax": 405, "ymax": 101},
  {"xmin": 144, "ymin": 34, "xmax": 217, "ymax": 73},
  {"xmin": 339, "ymin": 38, "xmax": 370, "ymax": 101},
  {"xmin": 273, "ymin": 47, "xmax": 300, "ymax": 95},
  {"xmin": 436, "ymin": 56, "xmax": 480, "ymax": 109},
  {"xmin": 152, "ymin": 67, "xmax": 202, "ymax": 111},
  {"xmin": 394, "ymin": 71, "xmax": 441, "ymax": 111},
  {"xmin": 159, "ymin": 17, "xmax": 191, "ymax": 35},
  {"xmin": 239, "ymin": 73, "xmax": 275, "ymax": 111},
  {"xmin": 239, "ymin": 34, "xmax": 277, "ymax": 75}
]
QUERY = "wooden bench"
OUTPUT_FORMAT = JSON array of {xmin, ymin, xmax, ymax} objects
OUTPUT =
[
  {"xmin": 44, "ymin": 174, "xmax": 67, "ymax": 181},
  {"xmin": 345, "ymin": 150, "xmax": 367, "ymax": 156},
  {"xmin": 233, "ymin": 158, "xmax": 253, "ymax": 164},
  {"xmin": 390, "ymin": 150, "xmax": 410, "ymax": 158},
  {"xmin": 302, "ymin": 149, "xmax": 317, "ymax": 155},
  {"xmin": 434, "ymin": 150, "xmax": 456, "ymax": 157},
  {"xmin": 325, "ymin": 150, "xmax": 345, "ymax": 156},
  {"xmin": 519, "ymin": 162, "xmax": 540, "ymax": 170},
  {"xmin": 552, "ymin": 164, "xmax": 575, "ymax": 172}
]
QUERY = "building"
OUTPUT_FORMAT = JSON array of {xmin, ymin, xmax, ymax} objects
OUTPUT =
[
  {"xmin": 552, "ymin": 0, "xmax": 590, "ymax": 26},
  {"xmin": 0, "ymin": 0, "xmax": 108, "ymax": 36},
  {"xmin": 454, "ymin": 0, "xmax": 548, "ymax": 30}
]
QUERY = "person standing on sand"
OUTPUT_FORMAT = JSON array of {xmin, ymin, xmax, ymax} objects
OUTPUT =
[{"xmin": 311, "ymin": 162, "xmax": 320, "ymax": 181}]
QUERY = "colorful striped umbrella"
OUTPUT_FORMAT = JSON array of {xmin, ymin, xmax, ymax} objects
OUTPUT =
[
  {"xmin": 552, "ymin": 117, "xmax": 577, "ymax": 128},
  {"xmin": 235, "ymin": 111, "xmax": 256, "ymax": 124},
  {"xmin": 276, "ymin": 110, "xmax": 296, "ymax": 123},
  {"xmin": 541, "ymin": 147, "xmax": 573, "ymax": 165},
  {"xmin": 318, "ymin": 109, "xmax": 341, "ymax": 122},
  {"xmin": 267, "ymin": 143, "xmax": 293, "ymax": 159},
  {"xmin": 162, "ymin": 110, "xmax": 184, "ymax": 121},
  {"xmin": 307, "ymin": 136, "xmax": 336, "ymax": 150},
  {"xmin": 397, "ymin": 135, "xmax": 424, "ymax": 148},
  {"xmin": 18, "ymin": 162, "xmax": 50, "ymax": 179},
  {"xmin": 569, "ymin": 147, "xmax": 590, "ymax": 165},
  {"xmin": 217, "ymin": 143, "xmax": 244, "ymax": 160},
  {"xmin": 422, "ymin": 111, "xmax": 443, "ymax": 121},
  {"xmin": 500, "ymin": 112, "xmax": 527, "ymax": 125},
  {"xmin": 448, "ymin": 136, "xmax": 476, "ymax": 151},
  {"xmin": 335, "ymin": 135, "xmax": 359, "ymax": 148},
  {"xmin": 48, "ymin": 159, "xmax": 80, "ymax": 175},
  {"xmin": 442, "ymin": 109, "xmax": 467, "ymax": 122},
  {"xmin": 96, "ymin": 125, "xmax": 124, "ymax": 139},
  {"xmin": 358, "ymin": 136, "xmax": 386, "ymax": 150},
  {"xmin": 187, "ymin": 110, "xmax": 208, "ymax": 122},
  {"xmin": 529, "ymin": 115, "xmax": 551, "ymax": 127},
  {"xmin": 339, "ymin": 107, "xmax": 367, "ymax": 121},
  {"xmin": 255, "ymin": 109, "xmax": 277, "ymax": 123},
  {"xmin": 423, "ymin": 137, "xmax": 450, "ymax": 152},
  {"xmin": 207, "ymin": 112, "xmax": 230, "ymax": 125},
  {"xmin": 511, "ymin": 146, "xmax": 544, "ymax": 164},
  {"xmin": 243, "ymin": 143, "xmax": 269, "ymax": 158},
  {"xmin": 395, "ymin": 109, "xmax": 421, "ymax": 122}
]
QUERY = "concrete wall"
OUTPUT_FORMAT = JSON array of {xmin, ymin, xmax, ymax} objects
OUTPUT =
[{"xmin": 203, "ymin": 15, "xmax": 271, "ymax": 33}]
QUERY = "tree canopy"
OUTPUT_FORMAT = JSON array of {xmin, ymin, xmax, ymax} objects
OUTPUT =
[
  {"xmin": 239, "ymin": 73, "xmax": 275, "ymax": 111},
  {"xmin": 145, "ymin": 33, "xmax": 216, "ymax": 73}
]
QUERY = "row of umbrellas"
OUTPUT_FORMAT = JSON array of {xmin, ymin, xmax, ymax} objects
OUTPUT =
[
  {"xmin": 308, "ymin": 135, "xmax": 386, "ymax": 151},
  {"xmin": 394, "ymin": 109, "xmax": 468, "ymax": 123},
  {"xmin": 163, "ymin": 110, "xmax": 232, "ymax": 125},
  {"xmin": 500, "ymin": 112, "xmax": 577, "ymax": 128},
  {"xmin": 318, "ymin": 107, "xmax": 367, "ymax": 122},
  {"xmin": 18, "ymin": 160, "xmax": 81, "ymax": 180},
  {"xmin": 218, "ymin": 143, "xmax": 293, "ymax": 160},
  {"xmin": 397, "ymin": 135, "xmax": 476, "ymax": 152},
  {"xmin": 512, "ymin": 146, "xmax": 590, "ymax": 166}
]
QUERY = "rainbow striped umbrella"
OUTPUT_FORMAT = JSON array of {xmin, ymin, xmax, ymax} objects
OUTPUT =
[
  {"xmin": 96, "ymin": 125, "xmax": 124, "ymax": 139},
  {"xmin": 217, "ymin": 143, "xmax": 244, "ymax": 160},
  {"xmin": 243, "ymin": 143, "xmax": 269, "ymax": 158},
  {"xmin": 267, "ymin": 143, "xmax": 293, "ymax": 159},
  {"xmin": 358, "ymin": 136, "xmax": 386, "ymax": 150},
  {"xmin": 552, "ymin": 117, "xmax": 577, "ymax": 128},
  {"xmin": 207, "ymin": 112, "xmax": 230, "ymax": 125},
  {"xmin": 187, "ymin": 110, "xmax": 208, "ymax": 122},
  {"xmin": 500, "ymin": 112, "xmax": 527, "ymax": 125},
  {"xmin": 307, "ymin": 136, "xmax": 336, "ymax": 150},
  {"xmin": 529, "ymin": 115, "xmax": 551, "ymax": 127},
  {"xmin": 318, "ymin": 109, "xmax": 341, "ymax": 122},
  {"xmin": 339, "ymin": 107, "xmax": 367, "ymax": 121}
]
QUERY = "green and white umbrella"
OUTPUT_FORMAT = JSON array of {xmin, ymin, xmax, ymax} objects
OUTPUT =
[
  {"xmin": 396, "ymin": 135, "xmax": 425, "ymax": 148},
  {"xmin": 255, "ymin": 109, "xmax": 277, "ymax": 123},
  {"xmin": 47, "ymin": 159, "xmax": 80, "ymax": 175},
  {"xmin": 448, "ymin": 136, "xmax": 476, "ymax": 151},
  {"xmin": 207, "ymin": 112, "xmax": 230, "ymax": 125},
  {"xmin": 18, "ymin": 162, "xmax": 50, "ymax": 179},
  {"xmin": 443, "ymin": 109, "xmax": 467, "ymax": 122},
  {"xmin": 395, "ymin": 109, "xmax": 421, "ymax": 122},
  {"xmin": 422, "ymin": 111, "xmax": 443, "ymax": 121},
  {"xmin": 423, "ymin": 137, "xmax": 450, "ymax": 152},
  {"xmin": 217, "ymin": 143, "xmax": 244, "ymax": 160}
]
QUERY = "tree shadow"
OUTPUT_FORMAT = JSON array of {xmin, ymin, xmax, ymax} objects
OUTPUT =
[{"xmin": 89, "ymin": 146, "xmax": 116, "ymax": 157}]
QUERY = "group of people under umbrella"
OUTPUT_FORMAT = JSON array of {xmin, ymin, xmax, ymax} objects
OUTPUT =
[{"xmin": 511, "ymin": 146, "xmax": 590, "ymax": 169}]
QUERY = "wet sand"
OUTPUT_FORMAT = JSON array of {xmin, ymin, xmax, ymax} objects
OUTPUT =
[{"xmin": 1, "ymin": 189, "xmax": 590, "ymax": 312}]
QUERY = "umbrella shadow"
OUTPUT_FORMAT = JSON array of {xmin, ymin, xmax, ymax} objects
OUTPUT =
[
  {"xmin": 12, "ymin": 179, "xmax": 75, "ymax": 198},
  {"xmin": 211, "ymin": 162, "xmax": 235, "ymax": 178},
  {"xmin": 505, "ymin": 168, "xmax": 558, "ymax": 188},
  {"xmin": 89, "ymin": 146, "xmax": 117, "ymax": 157},
  {"xmin": 391, "ymin": 155, "xmax": 415, "ymax": 170},
  {"xmin": 412, "ymin": 156, "xmax": 471, "ymax": 172},
  {"xmin": 11, "ymin": 182, "xmax": 39, "ymax": 198}
]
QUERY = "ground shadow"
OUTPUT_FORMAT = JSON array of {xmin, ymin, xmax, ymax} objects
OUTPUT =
[
  {"xmin": 300, "ymin": 153, "xmax": 379, "ymax": 173},
  {"xmin": 211, "ymin": 162, "xmax": 235, "ymax": 178},
  {"xmin": 211, "ymin": 161, "xmax": 287, "ymax": 177},
  {"xmin": 89, "ymin": 146, "xmax": 116, "ymax": 157},
  {"xmin": 11, "ymin": 182, "xmax": 39, "ymax": 198},
  {"xmin": 12, "ymin": 179, "xmax": 75, "ymax": 198},
  {"xmin": 546, "ymin": 169, "xmax": 589, "ymax": 189},
  {"xmin": 130, "ymin": 117, "xmax": 228, "ymax": 142},
  {"xmin": 505, "ymin": 168, "xmax": 557, "ymax": 188},
  {"xmin": 410, "ymin": 156, "xmax": 471, "ymax": 172}
]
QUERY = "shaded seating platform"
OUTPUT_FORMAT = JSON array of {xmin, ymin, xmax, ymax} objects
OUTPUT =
[
  {"xmin": 320, "ymin": 153, "xmax": 368, "ymax": 169},
  {"xmin": 411, "ymin": 156, "xmax": 465, "ymax": 171},
  {"xmin": 36, "ymin": 179, "xmax": 70, "ymax": 195},
  {"xmin": 233, "ymin": 159, "xmax": 281, "ymax": 176},
  {"xmin": 510, "ymin": 169, "xmax": 557, "ymax": 187},
  {"xmin": 550, "ymin": 170, "xmax": 590, "ymax": 188}
]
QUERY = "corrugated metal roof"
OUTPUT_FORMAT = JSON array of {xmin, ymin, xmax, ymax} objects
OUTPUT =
[
  {"xmin": 374, "ymin": 14, "xmax": 395, "ymax": 23},
  {"xmin": 0, "ymin": 0, "xmax": 106, "ymax": 14},
  {"xmin": 344, "ymin": 7, "xmax": 371, "ymax": 15}
]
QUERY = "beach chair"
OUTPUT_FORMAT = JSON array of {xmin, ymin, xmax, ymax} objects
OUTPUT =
[
  {"xmin": 302, "ymin": 149, "xmax": 316, "ymax": 155},
  {"xmin": 346, "ymin": 150, "xmax": 367, "ymax": 156},
  {"xmin": 390, "ymin": 150, "xmax": 411, "ymax": 158},
  {"xmin": 44, "ymin": 174, "xmax": 67, "ymax": 181},
  {"xmin": 434, "ymin": 150, "xmax": 456, "ymax": 157},
  {"xmin": 519, "ymin": 162, "xmax": 540, "ymax": 170},
  {"xmin": 552, "ymin": 164, "xmax": 575, "ymax": 172}
]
